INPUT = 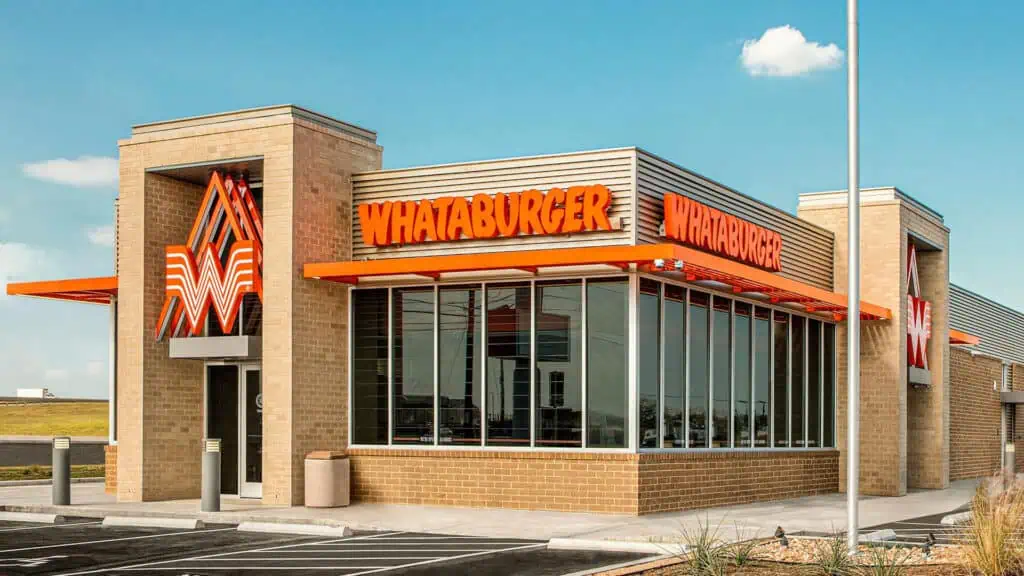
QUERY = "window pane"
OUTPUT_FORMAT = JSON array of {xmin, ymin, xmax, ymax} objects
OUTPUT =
[
  {"xmin": 639, "ymin": 279, "xmax": 660, "ymax": 448},
  {"xmin": 689, "ymin": 291, "xmax": 710, "ymax": 448},
  {"xmin": 790, "ymin": 316, "xmax": 805, "ymax": 448},
  {"xmin": 536, "ymin": 281, "xmax": 583, "ymax": 447},
  {"xmin": 753, "ymin": 307, "xmax": 771, "ymax": 447},
  {"xmin": 712, "ymin": 296, "xmax": 731, "ymax": 447},
  {"xmin": 439, "ymin": 286, "xmax": 482, "ymax": 445},
  {"xmin": 773, "ymin": 311, "xmax": 789, "ymax": 447},
  {"xmin": 663, "ymin": 285, "xmax": 686, "ymax": 448},
  {"xmin": 823, "ymin": 323, "xmax": 836, "ymax": 448},
  {"xmin": 393, "ymin": 287, "xmax": 435, "ymax": 445},
  {"xmin": 352, "ymin": 289, "xmax": 388, "ymax": 445},
  {"xmin": 807, "ymin": 319, "xmax": 821, "ymax": 448},
  {"xmin": 734, "ymin": 302, "xmax": 752, "ymax": 448},
  {"xmin": 587, "ymin": 278, "xmax": 628, "ymax": 448},
  {"xmin": 486, "ymin": 284, "xmax": 531, "ymax": 446}
]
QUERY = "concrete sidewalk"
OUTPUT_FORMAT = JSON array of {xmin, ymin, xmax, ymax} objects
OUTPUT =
[{"xmin": 0, "ymin": 480, "xmax": 980, "ymax": 542}]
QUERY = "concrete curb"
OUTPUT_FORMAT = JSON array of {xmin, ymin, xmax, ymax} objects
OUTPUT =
[
  {"xmin": 862, "ymin": 529, "xmax": 897, "ymax": 543},
  {"xmin": 559, "ymin": 555, "xmax": 668, "ymax": 576},
  {"xmin": 237, "ymin": 521, "xmax": 352, "ymax": 537},
  {"xmin": 0, "ymin": 477, "xmax": 104, "ymax": 487},
  {"xmin": 102, "ymin": 516, "xmax": 204, "ymax": 530},
  {"xmin": 941, "ymin": 511, "xmax": 971, "ymax": 525},
  {"xmin": 0, "ymin": 511, "xmax": 65, "ymax": 524},
  {"xmin": 548, "ymin": 537, "xmax": 687, "ymax": 556}
]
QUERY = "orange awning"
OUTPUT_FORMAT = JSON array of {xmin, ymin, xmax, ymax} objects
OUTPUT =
[
  {"xmin": 305, "ymin": 243, "xmax": 892, "ymax": 321},
  {"xmin": 950, "ymin": 328, "xmax": 981, "ymax": 346},
  {"xmin": 5, "ymin": 276, "xmax": 118, "ymax": 305}
]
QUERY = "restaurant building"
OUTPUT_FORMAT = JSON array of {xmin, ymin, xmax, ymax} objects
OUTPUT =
[{"xmin": 8, "ymin": 106, "xmax": 1024, "ymax": 514}]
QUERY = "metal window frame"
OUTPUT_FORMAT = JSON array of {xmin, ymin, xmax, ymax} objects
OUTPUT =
[
  {"xmin": 658, "ymin": 283, "xmax": 665, "ymax": 449},
  {"xmin": 433, "ymin": 284, "xmax": 440, "ymax": 447},
  {"xmin": 628, "ymin": 274, "xmax": 639, "ymax": 452},
  {"xmin": 786, "ymin": 312, "xmax": 792, "ymax": 448},
  {"xmin": 581, "ymin": 279, "xmax": 589, "ymax": 449},
  {"xmin": 480, "ymin": 283, "xmax": 488, "ymax": 447},
  {"xmin": 387, "ymin": 286, "xmax": 394, "ymax": 447},
  {"xmin": 684, "ymin": 288, "xmax": 692, "ymax": 447}
]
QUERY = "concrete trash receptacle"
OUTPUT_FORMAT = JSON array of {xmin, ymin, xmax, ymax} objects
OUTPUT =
[{"xmin": 304, "ymin": 451, "xmax": 350, "ymax": 508}]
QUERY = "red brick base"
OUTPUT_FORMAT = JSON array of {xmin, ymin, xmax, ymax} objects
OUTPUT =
[{"xmin": 347, "ymin": 447, "xmax": 839, "ymax": 515}]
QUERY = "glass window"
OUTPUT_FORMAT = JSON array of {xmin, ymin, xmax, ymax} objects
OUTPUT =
[
  {"xmin": 438, "ymin": 286, "xmax": 482, "ymax": 445},
  {"xmin": 535, "ymin": 281, "xmax": 583, "ymax": 448},
  {"xmin": 638, "ymin": 279, "xmax": 660, "ymax": 448},
  {"xmin": 823, "ymin": 323, "xmax": 836, "ymax": 448},
  {"xmin": 712, "ymin": 296, "xmax": 731, "ymax": 447},
  {"xmin": 807, "ymin": 319, "xmax": 821, "ymax": 448},
  {"xmin": 392, "ymin": 287, "xmax": 435, "ymax": 445},
  {"xmin": 663, "ymin": 285, "xmax": 686, "ymax": 448},
  {"xmin": 790, "ymin": 316, "xmax": 805, "ymax": 448},
  {"xmin": 587, "ymin": 278, "xmax": 628, "ymax": 448},
  {"xmin": 486, "ymin": 284, "xmax": 531, "ymax": 446},
  {"xmin": 734, "ymin": 302, "xmax": 752, "ymax": 448},
  {"xmin": 773, "ymin": 311, "xmax": 789, "ymax": 447},
  {"xmin": 352, "ymin": 289, "xmax": 388, "ymax": 445},
  {"xmin": 689, "ymin": 291, "xmax": 710, "ymax": 448},
  {"xmin": 753, "ymin": 307, "xmax": 771, "ymax": 447}
]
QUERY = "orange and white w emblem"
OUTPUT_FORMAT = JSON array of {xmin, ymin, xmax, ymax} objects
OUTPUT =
[{"xmin": 156, "ymin": 172, "xmax": 263, "ymax": 340}]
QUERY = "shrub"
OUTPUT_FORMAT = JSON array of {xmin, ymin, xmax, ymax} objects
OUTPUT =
[
  {"xmin": 959, "ymin": 473, "xmax": 1024, "ymax": 576},
  {"xmin": 680, "ymin": 516, "xmax": 727, "ymax": 576},
  {"xmin": 810, "ymin": 531, "xmax": 855, "ymax": 576},
  {"xmin": 727, "ymin": 523, "xmax": 761, "ymax": 567},
  {"xmin": 860, "ymin": 544, "xmax": 912, "ymax": 576}
]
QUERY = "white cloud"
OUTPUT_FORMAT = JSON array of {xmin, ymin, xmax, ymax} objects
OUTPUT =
[
  {"xmin": 741, "ymin": 25, "xmax": 844, "ymax": 77},
  {"xmin": 22, "ymin": 156, "xmax": 118, "ymax": 188},
  {"xmin": 86, "ymin": 360, "xmax": 105, "ymax": 377},
  {"xmin": 0, "ymin": 242, "xmax": 48, "ymax": 301},
  {"xmin": 44, "ymin": 368, "xmax": 69, "ymax": 381},
  {"xmin": 86, "ymin": 225, "xmax": 114, "ymax": 247}
]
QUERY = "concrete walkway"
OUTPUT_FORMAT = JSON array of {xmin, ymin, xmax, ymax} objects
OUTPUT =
[{"xmin": 0, "ymin": 480, "xmax": 980, "ymax": 542}]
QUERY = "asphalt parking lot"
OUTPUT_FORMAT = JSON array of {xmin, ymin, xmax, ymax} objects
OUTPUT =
[
  {"xmin": 861, "ymin": 508, "xmax": 966, "ymax": 545},
  {"xmin": 0, "ymin": 517, "xmax": 648, "ymax": 575}
]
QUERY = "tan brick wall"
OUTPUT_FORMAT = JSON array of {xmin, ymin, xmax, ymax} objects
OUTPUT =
[
  {"xmin": 347, "ymin": 448, "xmax": 838, "ymax": 515},
  {"xmin": 349, "ymin": 449, "xmax": 640, "ymax": 514},
  {"xmin": 638, "ymin": 450, "xmax": 839, "ymax": 514},
  {"xmin": 1013, "ymin": 364, "xmax": 1024, "ymax": 473},
  {"xmin": 104, "ymin": 444, "xmax": 117, "ymax": 495},
  {"xmin": 949, "ymin": 347, "xmax": 1003, "ymax": 481}
]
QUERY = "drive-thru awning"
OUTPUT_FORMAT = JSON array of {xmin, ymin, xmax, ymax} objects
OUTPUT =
[
  {"xmin": 5, "ymin": 276, "xmax": 118, "ymax": 304},
  {"xmin": 305, "ymin": 243, "xmax": 893, "ymax": 321}
]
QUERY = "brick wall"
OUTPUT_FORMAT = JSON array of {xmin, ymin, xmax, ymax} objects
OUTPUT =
[
  {"xmin": 949, "ymin": 347, "xmax": 1003, "ymax": 481},
  {"xmin": 1013, "ymin": 364, "xmax": 1024, "ymax": 473},
  {"xmin": 638, "ymin": 450, "xmax": 839, "ymax": 514},
  {"xmin": 104, "ymin": 444, "xmax": 117, "ymax": 495},
  {"xmin": 348, "ymin": 448, "xmax": 839, "ymax": 515}
]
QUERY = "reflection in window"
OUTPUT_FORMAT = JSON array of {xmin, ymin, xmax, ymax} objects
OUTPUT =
[
  {"xmin": 663, "ymin": 285, "xmax": 686, "ymax": 448},
  {"xmin": 773, "ymin": 311, "xmax": 789, "ymax": 447},
  {"xmin": 689, "ymin": 291, "xmax": 710, "ymax": 448},
  {"xmin": 823, "ymin": 324, "xmax": 836, "ymax": 448},
  {"xmin": 734, "ymin": 302, "xmax": 752, "ymax": 448},
  {"xmin": 712, "ymin": 296, "xmax": 731, "ymax": 447},
  {"xmin": 753, "ymin": 307, "xmax": 771, "ymax": 447},
  {"xmin": 352, "ymin": 289, "xmax": 388, "ymax": 445},
  {"xmin": 393, "ymin": 288, "xmax": 435, "ymax": 445},
  {"xmin": 638, "ymin": 279, "xmax": 660, "ymax": 448},
  {"xmin": 790, "ymin": 316, "xmax": 805, "ymax": 448},
  {"xmin": 807, "ymin": 319, "xmax": 821, "ymax": 448},
  {"xmin": 535, "ymin": 281, "xmax": 583, "ymax": 447},
  {"xmin": 438, "ymin": 286, "xmax": 482, "ymax": 445},
  {"xmin": 486, "ymin": 284, "xmax": 531, "ymax": 446},
  {"xmin": 587, "ymin": 279, "xmax": 628, "ymax": 448}
]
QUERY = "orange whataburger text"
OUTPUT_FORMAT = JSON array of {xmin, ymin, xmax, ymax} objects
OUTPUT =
[
  {"xmin": 663, "ymin": 192, "xmax": 782, "ymax": 272},
  {"xmin": 358, "ymin": 185, "xmax": 613, "ymax": 246}
]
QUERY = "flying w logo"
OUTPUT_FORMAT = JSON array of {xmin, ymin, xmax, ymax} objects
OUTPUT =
[{"xmin": 156, "ymin": 172, "xmax": 263, "ymax": 340}]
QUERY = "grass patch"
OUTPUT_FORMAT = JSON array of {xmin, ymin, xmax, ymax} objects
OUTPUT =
[
  {"xmin": 0, "ymin": 402, "xmax": 108, "ymax": 436},
  {"xmin": 0, "ymin": 464, "xmax": 105, "ymax": 481}
]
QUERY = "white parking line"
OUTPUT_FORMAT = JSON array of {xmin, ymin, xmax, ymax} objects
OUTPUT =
[
  {"xmin": 0, "ymin": 521, "xmax": 102, "ymax": 533},
  {"xmin": 0, "ymin": 526, "xmax": 235, "ymax": 554},
  {"xmin": 346, "ymin": 543, "xmax": 546, "ymax": 576}
]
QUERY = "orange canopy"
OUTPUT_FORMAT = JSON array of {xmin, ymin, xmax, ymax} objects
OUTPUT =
[
  {"xmin": 949, "ymin": 328, "xmax": 980, "ymax": 346},
  {"xmin": 305, "ymin": 243, "xmax": 892, "ymax": 321},
  {"xmin": 5, "ymin": 276, "xmax": 118, "ymax": 305}
]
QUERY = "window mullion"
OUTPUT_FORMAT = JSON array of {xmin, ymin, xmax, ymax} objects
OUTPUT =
[
  {"xmin": 387, "ymin": 286, "xmax": 393, "ymax": 447},
  {"xmin": 433, "ymin": 284, "xmax": 439, "ymax": 447},
  {"xmin": 530, "ymin": 279, "xmax": 536, "ymax": 449},
  {"xmin": 582, "ymin": 279, "xmax": 589, "ymax": 449},
  {"xmin": 481, "ymin": 283, "xmax": 487, "ymax": 447}
]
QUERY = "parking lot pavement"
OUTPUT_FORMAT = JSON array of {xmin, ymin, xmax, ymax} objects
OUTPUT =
[
  {"xmin": 0, "ymin": 519, "xmax": 648, "ymax": 575},
  {"xmin": 861, "ymin": 509, "xmax": 964, "ymax": 545}
]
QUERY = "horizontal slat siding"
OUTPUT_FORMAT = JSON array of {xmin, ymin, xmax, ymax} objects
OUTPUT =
[
  {"xmin": 636, "ymin": 150, "xmax": 835, "ymax": 290},
  {"xmin": 352, "ymin": 149, "xmax": 635, "ymax": 259},
  {"xmin": 950, "ymin": 285, "xmax": 1024, "ymax": 365}
]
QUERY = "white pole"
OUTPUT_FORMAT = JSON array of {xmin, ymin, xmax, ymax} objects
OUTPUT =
[{"xmin": 846, "ymin": 0, "xmax": 861, "ymax": 555}]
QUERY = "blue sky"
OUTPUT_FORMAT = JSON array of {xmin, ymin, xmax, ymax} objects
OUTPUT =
[{"xmin": 1, "ymin": 1, "xmax": 1022, "ymax": 398}]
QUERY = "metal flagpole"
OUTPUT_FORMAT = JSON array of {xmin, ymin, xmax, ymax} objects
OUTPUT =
[{"xmin": 846, "ymin": 0, "xmax": 861, "ymax": 556}]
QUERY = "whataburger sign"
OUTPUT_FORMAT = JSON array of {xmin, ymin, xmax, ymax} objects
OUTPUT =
[
  {"xmin": 156, "ymin": 172, "xmax": 263, "ymax": 340},
  {"xmin": 907, "ymin": 243, "xmax": 932, "ymax": 370}
]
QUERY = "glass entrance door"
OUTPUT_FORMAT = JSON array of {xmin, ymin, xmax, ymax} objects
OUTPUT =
[{"xmin": 239, "ymin": 366, "xmax": 263, "ymax": 498}]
